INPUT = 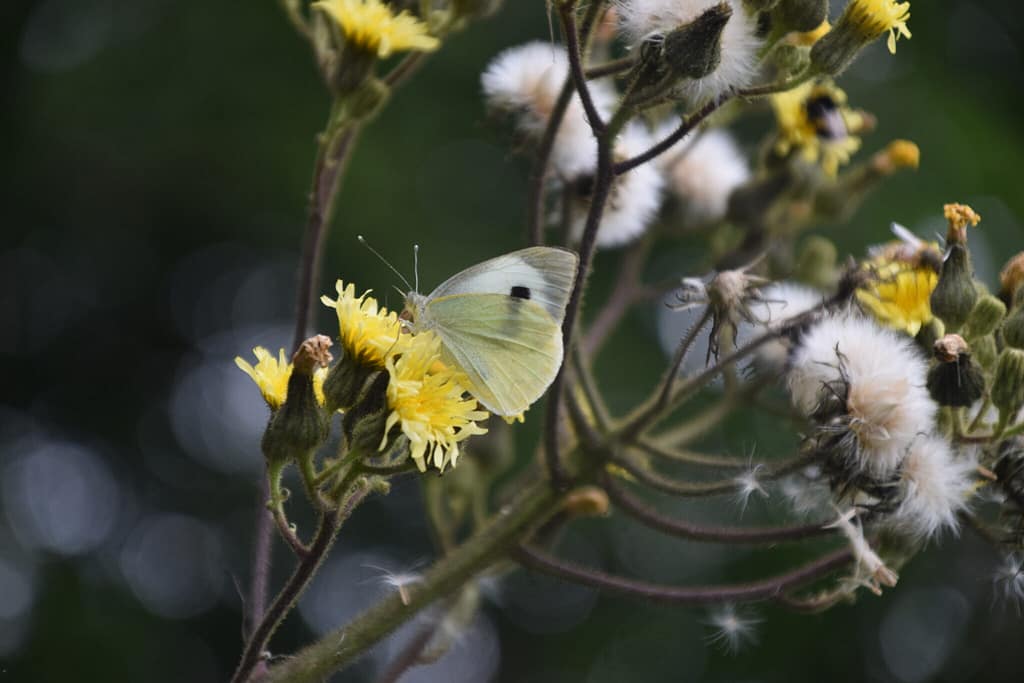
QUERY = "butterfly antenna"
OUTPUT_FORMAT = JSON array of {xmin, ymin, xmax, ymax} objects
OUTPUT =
[
  {"xmin": 890, "ymin": 222, "xmax": 923, "ymax": 247},
  {"xmin": 358, "ymin": 235, "xmax": 413, "ymax": 292},
  {"xmin": 413, "ymin": 244, "xmax": 420, "ymax": 293}
]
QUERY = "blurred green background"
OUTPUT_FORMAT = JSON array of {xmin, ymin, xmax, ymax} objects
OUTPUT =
[{"xmin": 3, "ymin": 0, "xmax": 1024, "ymax": 681}]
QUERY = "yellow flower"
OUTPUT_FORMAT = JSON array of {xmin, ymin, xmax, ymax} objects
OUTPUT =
[
  {"xmin": 381, "ymin": 332, "xmax": 488, "ymax": 473},
  {"xmin": 787, "ymin": 20, "xmax": 831, "ymax": 47},
  {"xmin": 842, "ymin": 0, "xmax": 911, "ymax": 54},
  {"xmin": 314, "ymin": 0, "xmax": 439, "ymax": 58},
  {"xmin": 321, "ymin": 280, "xmax": 409, "ymax": 368},
  {"xmin": 236, "ymin": 347, "xmax": 327, "ymax": 410},
  {"xmin": 771, "ymin": 81, "xmax": 862, "ymax": 177},
  {"xmin": 856, "ymin": 260, "xmax": 938, "ymax": 336}
]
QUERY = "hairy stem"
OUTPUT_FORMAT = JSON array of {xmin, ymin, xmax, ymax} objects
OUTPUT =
[{"xmin": 262, "ymin": 479, "xmax": 563, "ymax": 683}]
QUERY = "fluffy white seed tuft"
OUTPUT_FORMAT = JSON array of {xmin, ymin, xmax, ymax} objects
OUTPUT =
[
  {"xmin": 659, "ymin": 128, "xmax": 751, "ymax": 225},
  {"xmin": 571, "ymin": 123, "xmax": 666, "ymax": 248},
  {"xmin": 788, "ymin": 312, "xmax": 936, "ymax": 476},
  {"xmin": 886, "ymin": 435, "xmax": 974, "ymax": 542}
]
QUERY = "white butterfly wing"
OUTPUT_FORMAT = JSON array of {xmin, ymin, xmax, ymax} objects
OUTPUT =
[
  {"xmin": 425, "ymin": 293, "xmax": 564, "ymax": 416},
  {"xmin": 427, "ymin": 247, "xmax": 578, "ymax": 324}
]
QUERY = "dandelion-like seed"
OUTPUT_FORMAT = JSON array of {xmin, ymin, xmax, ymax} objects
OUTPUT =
[
  {"xmin": 829, "ymin": 507, "xmax": 898, "ymax": 595},
  {"xmin": 734, "ymin": 462, "xmax": 768, "ymax": 515},
  {"xmin": 993, "ymin": 553, "xmax": 1024, "ymax": 616},
  {"xmin": 364, "ymin": 563, "xmax": 425, "ymax": 606},
  {"xmin": 705, "ymin": 604, "xmax": 761, "ymax": 654}
]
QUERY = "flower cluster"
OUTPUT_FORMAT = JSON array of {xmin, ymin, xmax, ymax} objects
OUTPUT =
[{"xmin": 239, "ymin": 281, "xmax": 489, "ymax": 473}]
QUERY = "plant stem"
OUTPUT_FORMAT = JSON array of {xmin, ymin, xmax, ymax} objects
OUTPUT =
[
  {"xmin": 613, "ymin": 94, "xmax": 726, "ymax": 175},
  {"xmin": 262, "ymin": 479, "xmax": 563, "ymax": 683},
  {"xmin": 582, "ymin": 234, "xmax": 654, "ymax": 357},
  {"xmin": 632, "ymin": 440, "xmax": 752, "ymax": 468},
  {"xmin": 514, "ymin": 543, "xmax": 852, "ymax": 605},
  {"xmin": 585, "ymin": 56, "xmax": 634, "ymax": 79},
  {"xmin": 612, "ymin": 451, "xmax": 811, "ymax": 498},
  {"xmin": 604, "ymin": 475, "xmax": 834, "ymax": 544},
  {"xmin": 560, "ymin": 1, "xmax": 605, "ymax": 135}
]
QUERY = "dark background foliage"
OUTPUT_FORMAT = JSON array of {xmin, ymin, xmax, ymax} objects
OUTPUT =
[{"xmin": 2, "ymin": 1, "xmax": 1024, "ymax": 681}]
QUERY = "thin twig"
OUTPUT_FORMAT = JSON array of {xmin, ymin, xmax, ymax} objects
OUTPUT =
[
  {"xmin": 384, "ymin": 52, "xmax": 428, "ymax": 88},
  {"xmin": 373, "ymin": 624, "xmax": 435, "ymax": 683},
  {"xmin": 611, "ymin": 451, "xmax": 812, "ymax": 498},
  {"xmin": 559, "ymin": 0, "xmax": 606, "ymax": 135},
  {"xmin": 514, "ymin": 543, "xmax": 853, "ymax": 605},
  {"xmin": 585, "ymin": 56, "xmax": 634, "ymax": 79},
  {"xmin": 632, "ymin": 440, "xmax": 755, "ymax": 468},
  {"xmin": 604, "ymin": 475, "xmax": 835, "ymax": 544},
  {"xmin": 613, "ymin": 94, "xmax": 726, "ymax": 175}
]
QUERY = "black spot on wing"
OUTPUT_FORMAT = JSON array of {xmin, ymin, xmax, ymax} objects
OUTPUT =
[{"xmin": 510, "ymin": 285, "xmax": 531, "ymax": 299}]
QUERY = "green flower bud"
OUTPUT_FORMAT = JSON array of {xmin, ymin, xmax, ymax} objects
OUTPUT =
[
  {"xmin": 1003, "ymin": 307, "xmax": 1024, "ymax": 350},
  {"xmin": 342, "ymin": 370, "xmax": 392, "ymax": 456},
  {"xmin": 992, "ymin": 348, "xmax": 1024, "ymax": 421},
  {"xmin": 795, "ymin": 235, "xmax": 838, "ymax": 289},
  {"xmin": 930, "ymin": 244, "xmax": 978, "ymax": 332},
  {"xmin": 773, "ymin": 0, "xmax": 829, "ymax": 33},
  {"xmin": 262, "ymin": 338, "xmax": 333, "ymax": 466},
  {"xmin": 973, "ymin": 334, "xmax": 998, "ymax": 372},
  {"xmin": 926, "ymin": 335, "xmax": 985, "ymax": 408},
  {"xmin": 964, "ymin": 295, "xmax": 1007, "ymax": 340},
  {"xmin": 323, "ymin": 347, "xmax": 377, "ymax": 413},
  {"xmin": 626, "ymin": 3, "xmax": 732, "ymax": 106},
  {"xmin": 663, "ymin": 3, "xmax": 732, "ymax": 80}
]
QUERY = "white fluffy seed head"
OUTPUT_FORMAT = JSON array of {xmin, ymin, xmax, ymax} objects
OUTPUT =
[
  {"xmin": 616, "ymin": 0, "xmax": 763, "ymax": 102},
  {"xmin": 788, "ymin": 312, "xmax": 937, "ymax": 476},
  {"xmin": 659, "ymin": 127, "xmax": 751, "ymax": 226},
  {"xmin": 480, "ymin": 42, "xmax": 616, "ymax": 179},
  {"xmin": 571, "ymin": 123, "xmax": 665, "ymax": 248},
  {"xmin": 886, "ymin": 435, "xmax": 974, "ymax": 542}
]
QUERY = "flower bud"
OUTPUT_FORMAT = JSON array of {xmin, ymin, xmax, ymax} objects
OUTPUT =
[
  {"xmin": 773, "ymin": 0, "xmax": 829, "ymax": 33},
  {"xmin": 926, "ymin": 334, "xmax": 985, "ymax": 408},
  {"xmin": 992, "ymin": 348, "xmax": 1024, "ymax": 421},
  {"xmin": 342, "ymin": 370, "xmax": 393, "ymax": 456},
  {"xmin": 964, "ymin": 295, "xmax": 1007, "ymax": 340},
  {"xmin": 871, "ymin": 139, "xmax": 919, "ymax": 175},
  {"xmin": 972, "ymin": 333, "xmax": 998, "ymax": 372},
  {"xmin": 262, "ymin": 337, "xmax": 333, "ymax": 466},
  {"xmin": 347, "ymin": 78, "xmax": 390, "ymax": 121},
  {"xmin": 810, "ymin": 0, "xmax": 910, "ymax": 75},
  {"xmin": 562, "ymin": 486, "xmax": 611, "ymax": 519},
  {"xmin": 1004, "ymin": 307, "xmax": 1024, "ymax": 350},
  {"xmin": 999, "ymin": 252, "xmax": 1024, "ymax": 305},
  {"xmin": 795, "ymin": 235, "xmax": 838, "ymax": 289},
  {"xmin": 662, "ymin": 3, "xmax": 732, "ymax": 80},
  {"xmin": 930, "ymin": 244, "xmax": 977, "ymax": 332},
  {"xmin": 323, "ymin": 347, "xmax": 377, "ymax": 413}
]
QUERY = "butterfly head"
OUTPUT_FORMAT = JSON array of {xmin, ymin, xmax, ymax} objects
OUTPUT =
[{"xmin": 401, "ymin": 291, "xmax": 430, "ymax": 332}]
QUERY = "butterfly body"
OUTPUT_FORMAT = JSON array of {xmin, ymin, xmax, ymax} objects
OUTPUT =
[{"xmin": 403, "ymin": 247, "xmax": 579, "ymax": 416}]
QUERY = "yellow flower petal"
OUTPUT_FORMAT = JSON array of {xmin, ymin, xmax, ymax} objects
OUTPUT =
[
  {"xmin": 321, "ymin": 280, "xmax": 410, "ymax": 369},
  {"xmin": 236, "ymin": 347, "xmax": 328, "ymax": 410},
  {"xmin": 313, "ymin": 0, "xmax": 439, "ymax": 58}
]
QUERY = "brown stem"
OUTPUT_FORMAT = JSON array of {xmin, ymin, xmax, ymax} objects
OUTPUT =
[
  {"xmin": 560, "ymin": 1, "xmax": 605, "ymax": 135},
  {"xmin": 611, "ymin": 451, "xmax": 812, "ymax": 498},
  {"xmin": 290, "ymin": 127, "xmax": 358, "ymax": 352},
  {"xmin": 514, "ymin": 544, "xmax": 853, "ymax": 605},
  {"xmin": 232, "ymin": 514, "xmax": 340, "ymax": 683},
  {"xmin": 585, "ymin": 56, "xmax": 634, "ymax": 79},
  {"xmin": 604, "ymin": 475, "xmax": 835, "ymax": 544},
  {"xmin": 613, "ymin": 94, "xmax": 727, "ymax": 175}
]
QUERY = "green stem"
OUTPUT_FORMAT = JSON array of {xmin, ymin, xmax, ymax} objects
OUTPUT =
[{"xmin": 262, "ymin": 479, "xmax": 563, "ymax": 683}]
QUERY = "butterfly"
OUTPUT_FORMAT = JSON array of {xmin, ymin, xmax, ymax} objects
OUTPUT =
[{"xmin": 402, "ymin": 247, "xmax": 579, "ymax": 416}]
